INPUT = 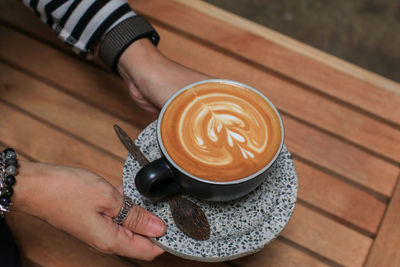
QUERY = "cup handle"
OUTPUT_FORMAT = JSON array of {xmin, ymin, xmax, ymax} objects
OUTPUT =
[{"xmin": 135, "ymin": 157, "xmax": 182, "ymax": 199}]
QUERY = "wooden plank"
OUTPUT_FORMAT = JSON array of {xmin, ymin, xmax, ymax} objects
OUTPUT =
[
  {"xmin": 281, "ymin": 204, "xmax": 372, "ymax": 267},
  {"xmin": 0, "ymin": 67, "xmax": 374, "ymax": 267},
  {"xmin": 6, "ymin": 212, "xmax": 132, "ymax": 267},
  {"xmin": 135, "ymin": 0, "xmax": 400, "ymax": 126},
  {"xmin": 0, "ymin": 63, "xmax": 140, "ymax": 160},
  {"xmin": 156, "ymin": 26, "xmax": 400, "ymax": 196},
  {"xmin": 0, "ymin": 64, "xmax": 373, "ymax": 266},
  {"xmin": 0, "ymin": 26, "xmax": 398, "ymax": 198},
  {"xmin": 0, "ymin": 0, "xmax": 400, "ymax": 127},
  {"xmin": 1, "ymin": 49, "xmax": 372, "ymax": 265},
  {"xmin": 0, "ymin": 4, "xmax": 391, "ymax": 266},
  {"xmin": 0, "ymin": 27, "xmax": 155, "ymax": 129},
  {"xmin": 0, "ymin": 46, "xmax": 389, "ymax": 234},
  {"xmin": 365, "ymin": 175, "xmax": 400, "ymax": 267},
  {"xmin": 176, "ymin": 1, "xmax": 400, "ymax": 95},
  {"xmin": 0, "ymin": 102, "xmax": 123, "ymax": 186},
  {"xmin": 295, "ymin": 160, "xmax": 386, "ymax": 234},
  {"xmin": 152, "ymin": 24, "xmax": 400, "ymax": 163},
  {"xmin": 232, "ymin": 238, "xmax": 330, "ymax": 267},
  {"xmin": 1, "ymin": 24, "xmax": 397, "ymax": 197},
  {"xmin": 284, "ymin": 116, "xmax": 398, "ymax": 197},
  {"xmin": 1, "ymin": 4, "xmax": 400, "ymax": 163},
  {"xmin": 138, "ymin": 253, "xmax": 227, "ymax": 267}
]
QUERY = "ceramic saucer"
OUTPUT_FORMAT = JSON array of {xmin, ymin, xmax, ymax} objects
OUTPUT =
[{"xmin": 123, "ymin": 121, "xmax": 298, "ymax": 262}]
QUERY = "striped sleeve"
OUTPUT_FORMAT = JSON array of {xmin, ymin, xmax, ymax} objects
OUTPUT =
[{"xmin": 21, "ymin": 0, "xmax": 136, "ymax": 58}]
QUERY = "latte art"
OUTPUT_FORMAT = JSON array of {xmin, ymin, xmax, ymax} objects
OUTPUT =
[
  {"xmin": 161, "ymin": 82, "xmax": 282, "ymax": 181},
  {"xmin": 179, "ymin": 93, "xmax": 268, "ymax": 165}
]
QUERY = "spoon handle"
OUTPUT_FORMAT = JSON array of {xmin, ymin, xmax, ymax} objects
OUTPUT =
[
  {"xmin": 114, "ymin": 124, "xmax": 181, "ymax": 198},
  {"xmin": 114, "ymin": 124, "xmax": 149, "ymax": 166}
]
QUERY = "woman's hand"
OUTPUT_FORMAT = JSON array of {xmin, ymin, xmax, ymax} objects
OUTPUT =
[
  {"xmin": 12, "ymin": 161, "xmax": 166, "ymax": 261},
  {"xmin": 118, "ymin": 39, "xmax": 210, "ymax": 113}
]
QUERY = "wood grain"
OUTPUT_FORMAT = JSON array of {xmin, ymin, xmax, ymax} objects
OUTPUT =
[
  {"xmin": 176, "ymin": 1, "xmax": 400, "ymax": 95},
  {"xmin": 0, "ymin": 50, "xmax": 372, "ymax": 267},
  {"xmin": 0, "ymin": 26, "xmax": 155, "ymax": 129},
  {"xmin": 0, "ymin": 53, "xmax": 339, "ymax": 267},
  {"xmin": 0, "ymin": 102, "xmax": 122, "ymax": 186},
  {"xmin": 1, "ymin": 4, "xmax": 400, "ymax": 163},
  {"xmin": 232, "ymin": 238, "xmax": 330, "ymax": 267},
  {"xmin": 0, "ymin": 39, "xmax": 389, "ymax": 235},
  {"xmin": 6, "ymin": 212, "xmax": 132, "ymax": 267},
  {"xmin": 138, "ymin": 252, "xmax": 227, "ymax": 267},
  {"xmin": 0, "ymin": 69, "xmax": 373, "ymax": 266},
  {"xmin": 365, "ymin": 175, "xmax": 400, "ymax": 267},
  {"xmin": 152, "ymin": 24, "xmax": 400, "ymax": 163},
  {"xmin": 0, "ymin": 63, "xmax": 139, "ymax": 160},
  {"xmin": 0, "ymin": 0, "xmax": 398, "ymax": 266},
  {"xmin": 0, "ymin": 54, "xmax": 375, "ymax": 265},
  {"xmin": 134, "ymin": 0, "xmax": 400, "ymax": 125},
  {"xmin": 295, "ymin": 160, "xmax": 386, "ymax": 234},
  {"xmin": 0, "ymin": 25, "xmax": 398, "ymax": 198},
  {"xmin": 2, "ymin": 0, "xmax": 399, "ymax": 104},
  {"xmin": 282, "ymin": 204, "xmax": 372, "ymax": 266},
  {"xmin": 283, "ymin": 116, "xmax": 398, "ymax": 197}
]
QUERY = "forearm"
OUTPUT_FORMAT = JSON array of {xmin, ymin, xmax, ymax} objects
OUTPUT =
[{"xmin": 11, "ymin": 161, "xmax": 49, "ymax": 216}]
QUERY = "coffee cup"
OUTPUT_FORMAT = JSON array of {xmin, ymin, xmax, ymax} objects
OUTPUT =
[{"xmin": 135, "ymin": 79, "xmax": 284, "ymax": 201}]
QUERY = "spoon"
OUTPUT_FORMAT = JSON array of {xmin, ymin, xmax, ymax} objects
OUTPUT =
[{"xmin": 113, "ymin": 124, "xmax": 210, "ymax": 241}]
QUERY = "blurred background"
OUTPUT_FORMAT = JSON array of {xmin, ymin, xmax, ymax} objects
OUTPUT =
[{"xmin": 204, "ymin": 0, "xmax": 400, "ymax": 82}]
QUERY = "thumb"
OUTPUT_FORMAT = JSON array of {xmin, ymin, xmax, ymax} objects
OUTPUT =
[{"xmin": 113, "ymin": 197, "xmax": 166, "ymax": 238}]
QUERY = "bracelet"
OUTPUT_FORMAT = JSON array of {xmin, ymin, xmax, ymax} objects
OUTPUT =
[{"xmin": 0, "ymin": 148, "xmax": 18, "ymax": 217}]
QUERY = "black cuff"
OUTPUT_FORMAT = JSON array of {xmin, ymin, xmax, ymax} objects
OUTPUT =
[{"xmin": 99, "ymin": 16, "xmax": 160, "ymax": 75}]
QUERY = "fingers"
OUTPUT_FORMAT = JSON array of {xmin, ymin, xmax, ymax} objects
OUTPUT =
[
  {"xmin": 114, "ymin": 228, "xmax": 164, "ymax": 260},
  {"xmin": 107, "ymin": 191, "xmax": 166, "ymax": 238},
  {"xmin": 122, "ymin": 204, "xmax": 166, "ymax": 238},
  {"xmin": 98, "ymin": 185, "xmax": 166, "ymax": 259},
  {"xmin": 95, "ymin": 215, "xmax": 164, "ymax": 261}
]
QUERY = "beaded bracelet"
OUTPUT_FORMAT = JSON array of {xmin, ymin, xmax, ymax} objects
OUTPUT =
[{"xmin": 0, "ymin": 148, "xmax": 18, "ymax": 217}]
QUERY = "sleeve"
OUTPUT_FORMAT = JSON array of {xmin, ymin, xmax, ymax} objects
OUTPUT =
[{"xmin": 21, "ymin": 0, "xmax": 160, "ymax": 74}]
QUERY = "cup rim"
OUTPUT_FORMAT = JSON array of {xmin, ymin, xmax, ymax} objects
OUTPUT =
[{"xmin": 157, "ymin": 79, "xmax": 285, "ymax": 185}]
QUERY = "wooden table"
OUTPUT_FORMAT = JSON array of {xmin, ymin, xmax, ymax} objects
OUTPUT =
[{"xmin": 1, "ymin": 0, "xmax": 399, "ymax": 266}]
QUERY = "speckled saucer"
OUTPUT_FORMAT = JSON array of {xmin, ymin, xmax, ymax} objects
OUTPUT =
[{"xmin": 123, "ymin": 121, "xmax": 298, "ymax": 262}]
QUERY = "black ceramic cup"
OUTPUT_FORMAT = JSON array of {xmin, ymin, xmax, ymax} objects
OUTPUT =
[{"xmin": 135, "ymin": 79, "xmax": 284, "ymax": 202}]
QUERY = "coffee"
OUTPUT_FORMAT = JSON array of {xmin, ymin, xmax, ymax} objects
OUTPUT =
[{"xmin": 160, "ymin": 81, "xmax": 282, "ymax": 182}]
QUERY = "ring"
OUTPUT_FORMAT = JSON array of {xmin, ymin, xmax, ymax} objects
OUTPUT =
[{"xmin": 113, "ymin": 196, "xmax": 134, "ymax": 225}]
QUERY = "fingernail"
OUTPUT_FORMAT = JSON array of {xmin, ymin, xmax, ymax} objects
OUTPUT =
[{"xmin": 147, "ymin": 216, "xmax": 166, "ymax": 237}]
